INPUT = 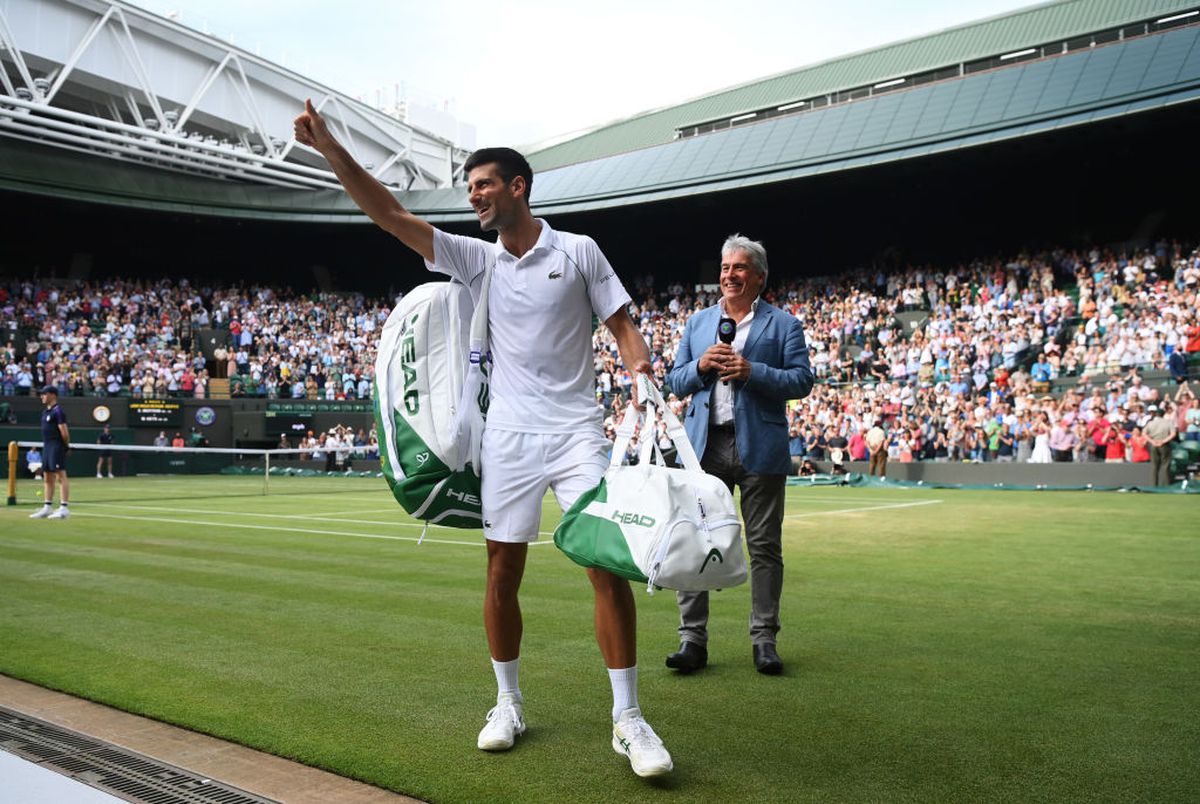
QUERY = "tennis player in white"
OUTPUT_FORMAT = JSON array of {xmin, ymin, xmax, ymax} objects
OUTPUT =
[{"xmin": 295, "ymin": 101, "xmax": 672, "ymax": 778}]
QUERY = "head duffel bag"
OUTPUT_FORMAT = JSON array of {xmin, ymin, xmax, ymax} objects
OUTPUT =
[
  {"xmin": 374, "ymin": 275, "xmax": 490, "ymax": 528},
  {"xmin": 554, "ymin": 379, "xmax": 747, "ymax": 593}
]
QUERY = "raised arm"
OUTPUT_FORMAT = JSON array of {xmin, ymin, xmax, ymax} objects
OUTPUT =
[{"xmin": 294, "ymin": 99, "xmax": 435, "ymax": 263}]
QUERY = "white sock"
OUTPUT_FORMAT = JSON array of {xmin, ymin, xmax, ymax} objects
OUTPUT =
[
  {"xmin": 608, "ymin": 666, "xmax": 638, "ymax": 721},
  {"xmin": 492, "ymin": 658, "xmax": 521, "ymax": 700}
]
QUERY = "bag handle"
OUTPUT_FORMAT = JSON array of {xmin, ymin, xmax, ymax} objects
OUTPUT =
[
  {"xmin": 638, "ymin": 387, "xmax": 659, "ymax": 467},
  {"xmin": 609, "ymin": 375, "xmax": 703, "ymax": 473},
  {"xmin": 640, "ymin": 375, "xmax": 703, "ymax": 472},
  {"xmin": 609, "ymin": 397, "xmax": 641, "ymax": 469}
]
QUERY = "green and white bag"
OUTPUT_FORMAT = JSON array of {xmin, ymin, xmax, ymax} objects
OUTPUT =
[
  {"xmin": 554, "ymin": 379, "xmax": 747, "ymax": 593},
  {"xmin": 374, "ymin": 271, "xmax": 490, "ymax": 529}
]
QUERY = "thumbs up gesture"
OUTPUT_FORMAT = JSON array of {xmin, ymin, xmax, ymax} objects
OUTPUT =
[{"xmin": 293, "ymin": 98, "xmax": 332, "ymax": 151}]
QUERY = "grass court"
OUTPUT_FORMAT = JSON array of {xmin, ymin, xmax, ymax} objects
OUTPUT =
[{"xmin": 1, "ymin": 474, "xmax": 1197, "ymax": 802}]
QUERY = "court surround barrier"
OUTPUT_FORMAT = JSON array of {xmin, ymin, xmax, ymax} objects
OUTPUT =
[{"xmin": 790, "ymin": 471, "xmax": 1198, "ymax": 493}]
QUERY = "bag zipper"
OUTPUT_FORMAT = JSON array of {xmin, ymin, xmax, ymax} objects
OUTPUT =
[{"xmin": 646, "ymin": 524, "xmax": 674, "ymax": 594}]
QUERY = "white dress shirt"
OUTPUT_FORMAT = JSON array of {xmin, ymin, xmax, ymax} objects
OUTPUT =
[{"xmin": 710, "ymin": 297, "xmax": 759, "ymax": 426}]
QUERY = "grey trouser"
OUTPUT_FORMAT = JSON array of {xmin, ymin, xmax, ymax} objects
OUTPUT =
[
  {"xmin": 677, "ymin": 427, "xmax": 786, "ymax": 647},
  {"xmin": 1151, "ymin": 444, "xmax": 1173, "ymax": 486}
]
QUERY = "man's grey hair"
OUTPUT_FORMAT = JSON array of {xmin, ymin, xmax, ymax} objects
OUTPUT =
[{"xmin": 721, "ymin": 234, "xmax": 769, "ymax": 281}]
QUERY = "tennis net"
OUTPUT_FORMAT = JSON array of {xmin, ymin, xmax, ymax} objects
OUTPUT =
[{"xmin": 7, "ymin": 440, "xmax": 385, "ymax": 506}]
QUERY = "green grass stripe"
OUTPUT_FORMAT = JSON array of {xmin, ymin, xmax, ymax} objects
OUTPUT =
[{"xmin": 2, "ymin": 479, "xmax": 1198, "ymax": 802}]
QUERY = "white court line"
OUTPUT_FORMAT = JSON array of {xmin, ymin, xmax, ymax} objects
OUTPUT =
[
  {"xmin": 784, "ymin": 495, "xmax": 922, "ymax": 504},
  {"xmin": 84, "ymin": 502, "xmax": 437, "ymax": 527},
  {"xmin": 73, "ymin": 511, "xmax": 488, "ymax": 547},
  {"xmin": 72, "ymin": 504, "xmax": 558, "ymax": 543},
  {"xmin": 785, "ymin": 499, "xmax": 943, "ymax": 519}
]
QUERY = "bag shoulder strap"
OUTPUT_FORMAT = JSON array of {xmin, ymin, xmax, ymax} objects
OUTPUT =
[{"xmin": 468, "ymin": 265, "xmax": 492, "ymax": 357}]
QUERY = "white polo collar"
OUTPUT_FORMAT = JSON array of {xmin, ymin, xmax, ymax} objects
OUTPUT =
[{"xmin": 493, "ymin": 217, "xmax": 555, "ymax": 263}]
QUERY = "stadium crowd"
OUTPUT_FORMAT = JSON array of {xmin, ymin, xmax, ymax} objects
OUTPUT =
[
  {"xmin": 0, "ymin": 278, "xmax": 386, "ymax": 401},
  {"xmin": 4, "ymin": 240, "xmax": 1199, "ymax": 465},
  {"xmin": 596, "ymin": 241, "xmax": 1200, "ymax": 464}
]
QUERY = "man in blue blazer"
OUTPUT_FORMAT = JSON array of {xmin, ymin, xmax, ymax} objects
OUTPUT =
[{"xmin": 665, "ymin": 234, "xmax": 814, "ymax": 675}]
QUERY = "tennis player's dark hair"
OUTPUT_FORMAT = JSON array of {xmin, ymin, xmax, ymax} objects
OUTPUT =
[{"xmin": 464, "ymin": 147, "xmax": 533, "ymax": 205}]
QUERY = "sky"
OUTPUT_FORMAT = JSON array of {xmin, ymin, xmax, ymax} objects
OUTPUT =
[{"xmin": 126, "ymin": 0, "xmax": 1040, "ymax": 149}]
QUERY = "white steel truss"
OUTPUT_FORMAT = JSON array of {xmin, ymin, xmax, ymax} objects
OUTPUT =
[{"xmin": 0, "ymin": 0, "xmax": 467, "ymax": 190}]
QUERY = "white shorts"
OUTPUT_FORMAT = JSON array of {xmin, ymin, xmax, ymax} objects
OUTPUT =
[{"xmin": 481, "ymin": 427, "xmax": 609, "ymax": 543}]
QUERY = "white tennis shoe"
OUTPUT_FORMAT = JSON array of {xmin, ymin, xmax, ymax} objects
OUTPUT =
[
  {"xmin": 29, "ymin": 506, "xmax": 51, "ymax": 519},
  {"xmin": 612, "ymin": 707, "xmax": 673, "ymax": 777},
  {"xmin": 477, "ymin": 693, "xmax": 525, "ymax": 751},
  {"xmin": 47, "ymin": 507, "xmax": 70, "ymax": 520}
]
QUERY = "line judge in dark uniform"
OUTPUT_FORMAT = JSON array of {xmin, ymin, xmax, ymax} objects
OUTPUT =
[
  {"xmin": 665, "ymin": 234, "xmax": 813, "ymax": 675},
  {"xmin": 30, "ymin": 385, "xmax": 71, "ymax": 520}
]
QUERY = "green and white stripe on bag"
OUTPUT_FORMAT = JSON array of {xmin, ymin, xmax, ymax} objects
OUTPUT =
[
  {"xmin": 554, "ymin": 377, "xmax": 747, "ymax": 593},
  {"xmin": 374, "ymin": 271, "xmax": 491, "ymax": 529}
]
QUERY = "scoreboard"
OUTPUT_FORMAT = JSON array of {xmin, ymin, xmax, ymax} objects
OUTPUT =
[
  {"xmin": 264, "ymin": 411, "xmax": 313, "ymax": 437},
  {"xmin": 128, "ymin": 399, "xmax": 183, "ymax": 427}
]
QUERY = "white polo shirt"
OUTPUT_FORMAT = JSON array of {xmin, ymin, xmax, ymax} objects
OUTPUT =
[{"xmin": 428, "ymin": 219, "xmax": 631, "ymax": 434}]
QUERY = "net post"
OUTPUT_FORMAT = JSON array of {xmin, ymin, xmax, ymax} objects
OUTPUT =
[
  {"xmin": 7, "ymin": 441, "xmax": 17, "ymax": 505},
  {"xmin": 264, "ymin": 451, "xmax": 270, "ymax": 496}
]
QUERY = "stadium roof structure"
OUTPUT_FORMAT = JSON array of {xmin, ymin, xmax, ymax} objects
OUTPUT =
[
  {"xmin": 0, "ymin": 0, "xmax": 466, "ymax": 194},
  {"xmin": 1, "ymin": 0, "xmax": 1198, "ymax": 223},
  {"xmin": 525, "ymin": 0, "xmax": 1200, "ymax": 171}
]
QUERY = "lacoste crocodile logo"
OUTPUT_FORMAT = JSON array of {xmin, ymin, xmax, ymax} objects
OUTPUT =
[
  {"xmin": 698, "ymin": 548, "xmax": 723, "ymax": 574},
  {"xmin": 548, "ymin": 270, "xmax": 563, "ymax": 280}
]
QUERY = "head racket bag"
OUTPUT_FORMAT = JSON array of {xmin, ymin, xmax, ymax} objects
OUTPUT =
[{"xmin": 374, "ymin": 271, "xmax": 491, "ymax": 528}]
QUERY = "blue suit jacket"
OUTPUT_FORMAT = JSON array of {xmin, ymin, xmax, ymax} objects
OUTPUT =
[{"xmin": 666, "ymin": 301, "xmax": 814, "ymax": 475}]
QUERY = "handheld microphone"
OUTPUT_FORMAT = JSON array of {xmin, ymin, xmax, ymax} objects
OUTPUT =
[
  {"xmin": 718, "ymin": 317, "xmax": 736, "ymax": 384},
  {"xmin": 718, "ymin": 317, "xmax": 736, "ymax": 345}
]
